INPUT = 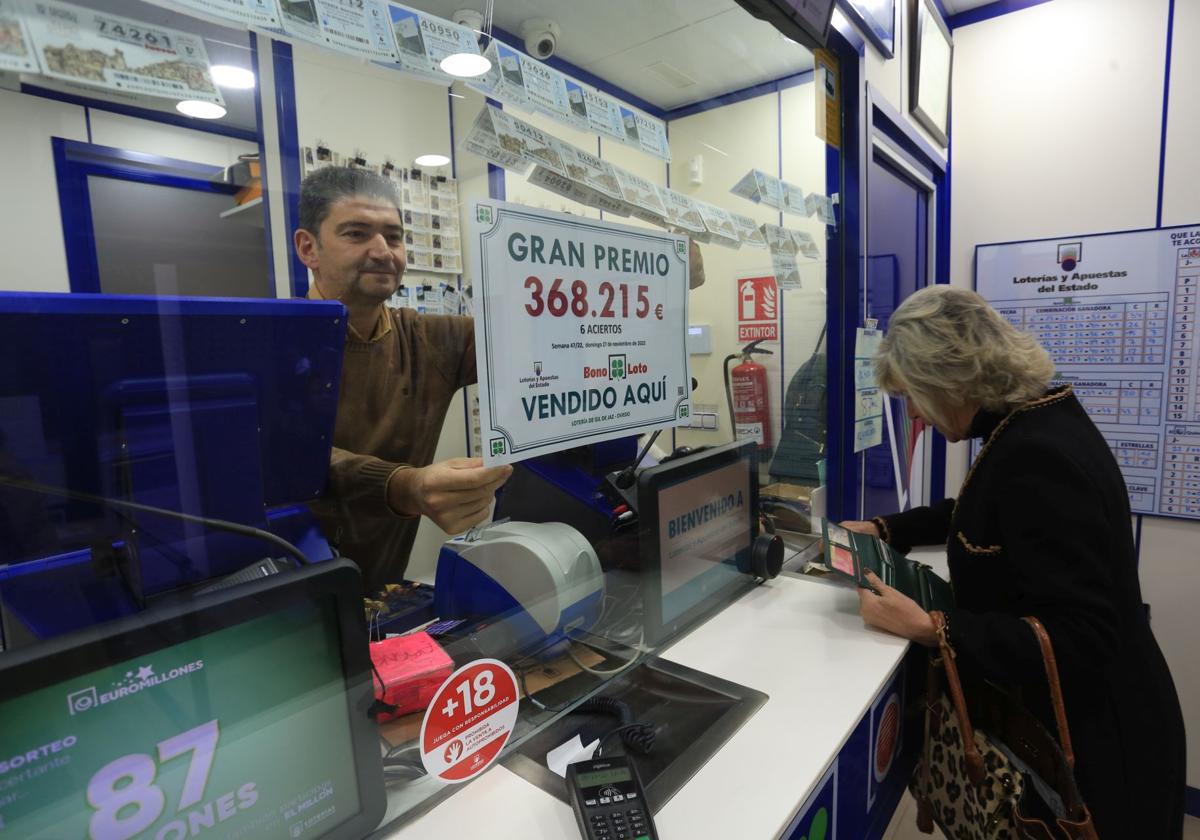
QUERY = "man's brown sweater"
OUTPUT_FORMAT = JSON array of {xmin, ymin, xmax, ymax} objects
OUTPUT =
[{"xmin": 308, "ymin": 290, "xmax": 475, "ymax": 593}]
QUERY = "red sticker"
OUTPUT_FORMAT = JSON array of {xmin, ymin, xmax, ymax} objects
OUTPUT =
[
  {"xmin": 419, "ymin": 658, "xmax": 519, "ymax": 783},
  {"xmin": 874, "ymin": 693, "xmax": 900, "ymax": 781}
]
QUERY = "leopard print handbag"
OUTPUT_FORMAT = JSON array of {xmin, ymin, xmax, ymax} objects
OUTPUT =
[
  {"xmin": 909, "ymin": 613, "xmax": 1098, "ymax": 840},
  {"xmin": 909, "ymin": 691, "xmax": 1026, "ymax": 839}
]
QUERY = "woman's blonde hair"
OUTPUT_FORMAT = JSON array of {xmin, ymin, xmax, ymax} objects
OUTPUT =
[{"xmin": 874, "ymin": 286, "xmax": 1055, "ymax": 427}]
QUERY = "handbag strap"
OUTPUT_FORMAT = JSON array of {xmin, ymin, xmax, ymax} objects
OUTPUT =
[
  {"xmin": 928, "ymin": 610, "xmax": 986, "ymax": 785},
  {"xmin": 1021, "ymin": 615, "xmax": 1076, "ymax": 771}
]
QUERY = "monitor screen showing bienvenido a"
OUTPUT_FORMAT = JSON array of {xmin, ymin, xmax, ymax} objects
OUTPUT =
[{"xmin": 639, "ymin": 439, "xmax": 758, "ymax": 645}]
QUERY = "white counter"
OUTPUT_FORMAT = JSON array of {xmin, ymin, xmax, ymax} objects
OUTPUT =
[{"xmin": 381, "ymin": 570, "xmax": 913, "ymax": 839}]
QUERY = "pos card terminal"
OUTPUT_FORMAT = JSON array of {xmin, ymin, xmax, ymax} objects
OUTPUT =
[{"xmin": 566, "ymin": 756, "xmax": 658, "ymax": 840}]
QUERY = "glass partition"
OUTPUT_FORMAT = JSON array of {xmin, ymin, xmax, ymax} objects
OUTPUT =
[{"xmin": 0, "ymin": 0, "xmax": 843, "ymax": 835}]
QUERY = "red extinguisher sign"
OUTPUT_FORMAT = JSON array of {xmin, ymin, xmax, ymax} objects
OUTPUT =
[{"xmin": 737, "ymin": 276, "xmax": 779, "ymax": 342}]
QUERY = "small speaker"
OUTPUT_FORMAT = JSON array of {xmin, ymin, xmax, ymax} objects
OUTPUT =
[{"xmin": 751, "ymin": 533, "xmax": 784, "ymax": 580}]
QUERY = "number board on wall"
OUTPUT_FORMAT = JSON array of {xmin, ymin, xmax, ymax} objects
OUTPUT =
[{"xmin": 976, "ymin": 223, "xmax": 1200, "ymax": 520}]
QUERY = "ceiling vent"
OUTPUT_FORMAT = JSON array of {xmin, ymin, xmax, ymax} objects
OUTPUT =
[{"xmin": 645, "ymin": 61, "xmax": 697, "ymax": 89}]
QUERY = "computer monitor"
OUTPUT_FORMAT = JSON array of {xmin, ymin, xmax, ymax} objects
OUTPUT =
[
  {"xmin": 731, "ymin": 0, "xmax": 835, "ymax": 50},
  {"xmin": 0, "ymin": 292, "xmax": 345, "ymax": 605},
  {"xmin": 637, "ymin": 439, "xmax": 760, "ymax": 646},
  {"xmin": 0, "ymin": 558, "xmax": 385, "ymax": 839}
]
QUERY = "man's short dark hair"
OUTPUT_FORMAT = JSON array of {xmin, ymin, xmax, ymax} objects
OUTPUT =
[{"xmin": 298, "ymin": 166, "xmax": 402, "ymax": 235}]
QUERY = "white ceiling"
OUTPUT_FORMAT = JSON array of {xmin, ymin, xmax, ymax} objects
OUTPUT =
[
  {"xmin": 413, "ymin": 0, "xmax": 815, "ymax": 111},
  {"xmin": 46, "ymin": 1, "xmax": 818, "ymax": 127},
  {"xmin": 940, "ymin": 0, "xmax": 1001, "ymax": 14}
]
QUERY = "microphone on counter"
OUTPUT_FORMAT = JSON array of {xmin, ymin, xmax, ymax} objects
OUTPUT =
[{"xmin": 613, "ymin": 377, "xmax": 699, "ymax": 490}]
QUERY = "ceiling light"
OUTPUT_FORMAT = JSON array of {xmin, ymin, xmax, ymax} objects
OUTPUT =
[
  {"xmin": 414, "ymin": 154, "xmax": 451, "ymax": 167},
  {"xmin": 176, "ymin": 100, "xmax": 227, "ymax": 119},
  {"xmin": 439, "ymin": 52, "xmax": 491, "ymax": 78},
  {"xmin": 210, "ymin": 64, "xmax": 256, "ymax": 89}
]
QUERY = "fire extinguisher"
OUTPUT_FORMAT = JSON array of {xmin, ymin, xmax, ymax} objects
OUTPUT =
[{"xmin": 724, "ymin": 339, "xmax": 774, "ymax": 453}]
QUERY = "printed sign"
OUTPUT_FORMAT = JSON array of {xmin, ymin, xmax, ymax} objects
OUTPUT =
[
  {"xmin": 731, "ymin": 169, "xmax": 816, "ymax": 217},
  {"xmin": 773, "ymin": 250, "xmax": 801, "ymax": 290},
  {"xmin": 279, "ymin": 0, "xmax": 398, "ymax": 63},
  {"xmin": 0, "ymin": 0, "xmax": 38, "ymax": 73},
  {"xmin": 854, "ymin": 327, "xmax": 884, "ymax": 451},
  {"xmin": 387, "ymin": 2, "xmax": 481, "ymax": 82},
  {"xmin": 783, "ymin": 182, "xmax": 809, "ymax": 218},
  {"xmin": 807, "ymin": 192, "xmax": 838, "ymax": 226},
  {"xmin": 527, "ymin": 165, "xmax": 601, "ymax": 208},
  {"xmin": 976, "ymin": 224, "xmax": 1200, "ymax": 519},
  {"xmin": 730, "ymin": 213, "xmax": 768, "ymax": 249},
  {"xmin": 467, "ymin": 38, "xmax": 670, "ymax": 162},
  {"xmin": 471, "ymin": 201, "xmax": 691, "ymax": 465},
  {"xmin": 520, "ymin": 50, "xmax": 571, "ymax": 119},
  {"xmin": 557, "ymin": 143, "xmax": 625, "ymax": 203},
  {"xmin": 419, "ymin": 659, "xmax": 519, "ymax": 783},
  {"xmin": 612, "ymin": 166, "xmax": 667, "ymax": 224},
  {"xmin": 168, "ymin": 0, "xmax": 281, "ymax": 29},
  {"xmin": 795, "ymin": 229, "xmax": 823, "ymax": 259},
  {"xmin": 755, "ymin": 171, "xmax": 785, "ymax": 209},
  {"xmin": 562, "ymin": 77, "xmax": 590, "ymax": 131},
  {"xmin": 695, "ymin": 200, "xmax": 740, "ymax": 248},
  {"xmin": 660, "ymin": 188, "xmax": 707, "ymax": 236},
  {"xmin": 476, "ymin": 39, "xmax": 531, "ymax": 109},
  {"xmin": 462, "ymin": 106, "xmax": 532, "ymax": 174},
  {"xmin": 737, "ymin": 275, "xmax": 779, "ymax": 343},
  {"xmin": 24, "ymin": 0, "xmax": 224, "ymax": 106},
  {"xmin": 815, "ymin": 48, "xmax": 841, "ymax": 149},
  {"xmin": 582, "ymin": 85, "xmax": 626, "ymax": 140},
  {"xmin": 626, "ymin": 107, "xmax": 671, "ymax": 160},
  {"xmin": 486, "ymin": 105, "xmax": 568, "ymax": 176}
]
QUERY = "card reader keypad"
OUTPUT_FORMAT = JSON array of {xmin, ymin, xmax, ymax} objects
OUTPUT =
[
  {"xmin": 569, "ymin": 758, "xmax": 656, "ymax": 840},
  {"xmin": 587, "ymin": 805, "xmax": 648, "ymax": 839},
  {"xmin": 583, "ymin": 784, "xmax": 649, "ymax": 840}
]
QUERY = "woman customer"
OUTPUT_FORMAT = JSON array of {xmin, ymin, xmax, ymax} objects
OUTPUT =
[{"xmin": 844, "ymin": 285, "xmax": 1185, "ymax": 838}]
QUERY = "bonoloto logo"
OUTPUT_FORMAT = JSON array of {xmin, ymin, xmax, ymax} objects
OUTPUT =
[{"xmin": 66, "ymin": 659, "xmax": 205, "ymax": 715}]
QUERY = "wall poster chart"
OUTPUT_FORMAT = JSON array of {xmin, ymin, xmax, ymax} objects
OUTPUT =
[{"xmin": 977, "ymin": 224, "xmax": 1200, "ymax": 520}]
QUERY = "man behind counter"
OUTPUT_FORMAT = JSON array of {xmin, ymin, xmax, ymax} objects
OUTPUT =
[{"xmin": 294, "ymin": 166, "xmax": 511, "ymax": 592}]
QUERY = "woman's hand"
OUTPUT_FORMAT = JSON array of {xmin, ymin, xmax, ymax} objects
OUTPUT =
[
  {"xmin": 858, "ymin": 570, "xmax": 938, "ymax": 646},
  {"xmin": 839, "ymin": 519, "xmax": 881, "ymax": 537}
]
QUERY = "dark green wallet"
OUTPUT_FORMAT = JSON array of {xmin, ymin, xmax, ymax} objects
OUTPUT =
[{"xmin": 821, "ymin": 520, "xmax": 954, "ymax": 613}]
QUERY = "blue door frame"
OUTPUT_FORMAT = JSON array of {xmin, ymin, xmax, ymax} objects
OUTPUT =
[
  {"xmin": 51, "ymin": 138, "xmax": 240, "ymax": 294},
  {"xmin": 867, "ymin": 88, "xmax": 951, "ymax": 508},
  {"xmin": 823, "ymin": 26, "xmax": 866, "ymax": 524},
  {"xmin": 826, "ymin": 83, "xmax": 951, "ymax": 521}
]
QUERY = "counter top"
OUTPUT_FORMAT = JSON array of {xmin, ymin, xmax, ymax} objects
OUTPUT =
[{"xmin": 379, "ymin": 569, "xmax": 912, "ymax": 839}]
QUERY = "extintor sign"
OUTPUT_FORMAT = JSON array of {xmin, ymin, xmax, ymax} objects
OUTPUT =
[{"xmin": 737, "ymin": 275, "xmax": 778, "ymax": 343}]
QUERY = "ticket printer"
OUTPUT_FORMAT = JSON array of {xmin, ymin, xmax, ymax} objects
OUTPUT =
[{"xmin": 433, "ymin": 521, "xmax": 605, "ymax": 659}]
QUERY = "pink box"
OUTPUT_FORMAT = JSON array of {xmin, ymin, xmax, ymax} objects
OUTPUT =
[{"xmin": 370, "ymin": 631, "xmax": 454, "ymax": 722}]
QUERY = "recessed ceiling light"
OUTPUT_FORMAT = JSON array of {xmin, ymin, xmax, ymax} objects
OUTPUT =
[
  {"xmin": 210, "ymin": 64, "xmax": 256, "ymax": 89},
  {"xmin": 414, "ymin": 154, "xmax": 451, "ymax": 167},
  {"xmin": 439, "ymin": 52, "xmax": 491, "ymax": 78},
  {"xmin": 176, "ymin": 100, "xmax": 227, "ymax": 119}
]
